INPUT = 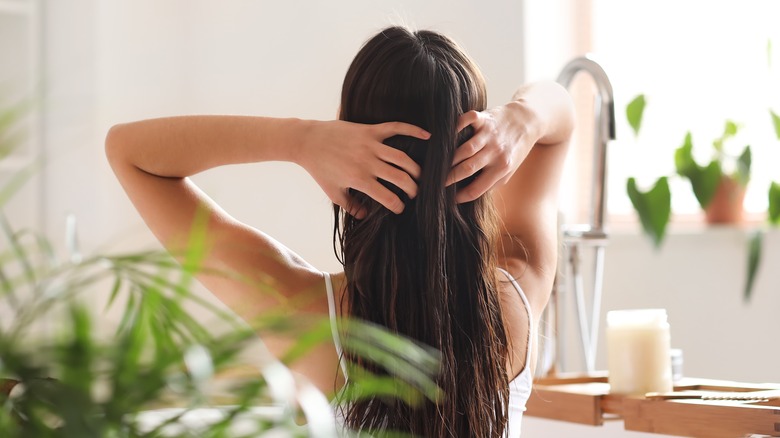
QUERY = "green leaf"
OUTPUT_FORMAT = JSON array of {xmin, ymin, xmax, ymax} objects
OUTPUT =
[
  {"xmin": 769, "ymin": 181, "xmax": 780, "ymax": 226},
  {"xmin": 181, "ymin": 206, "xmax": 210, "ymax": 288},
  {"xmin": 771, "ymin": 109, "xmax": 780, "ymax": 140},
  {"xmin": 744, "ymin": 230, "xmax": 763, "ymax": 303},
  {"xmin": 280, "ymin": 318, "xmax": 333, "ymax": 365},
  {"xmin": 338, "ymin": 371, "xmax": 427, "ymax": 407},
  {"xmin": 627, "ymin": 177, "xmax": 671, "ymax": 248},
  {"xmin": 0, "ymin": 215, "xmax": 36, "ymax": 288},
  {"xmin": 344, "ymin": 337, "xmax": 440, "ymax": 396},
  {"xmin": 723, "ymin": 120, "xmax": 739, "ymax": 138},
  {"xmin": 735, "ymin": 145, "xmax": 751, "ymax": 186},
  {"xmin": 104, "ymin": 275, "xmax": 123, "ymax": 312},
  {"xmin": 61, "ymin": 305, "xmax": 95, "ymax": 394},
  {"xmin": 674, "ymin": 132, "xmax": 696, "ymax": 178},
  {"xmin": 713, "ymin": 120, "xmax": 738, "ymax": 154},
  {"xmin": 342, "ymin": 319, "xmax": 440, "ymax": 374},
  {"xmin": 674, "ymin": 133, "xmax": 722, "ymax": 208},
  {"xmin": 626, "ymin": 94, "xmax": 646, "ymax": 137},
  {"xmin": 115, "ymin": 288, "xmax": 138, "ymax": 336},
  {"xmin": 689, "ymin": 161, "xmax": 722, "ymax": 209},
  {"xmin": 0, "ymin": 100, "xmax": 28, "ymax": 159}
]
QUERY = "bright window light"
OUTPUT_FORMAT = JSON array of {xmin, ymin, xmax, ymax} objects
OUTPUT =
[{"xmin": 592, "ymin": 0, "xmax": 780, "ymax": 216}]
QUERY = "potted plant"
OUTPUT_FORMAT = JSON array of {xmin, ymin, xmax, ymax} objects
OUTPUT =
[
  {"xmin": 675, "ymin": 122, "xmax": 751, "ymax": 224},
  {"xmin": 625, "ymin": 94, "xmax": 780, "ymax": 301}
]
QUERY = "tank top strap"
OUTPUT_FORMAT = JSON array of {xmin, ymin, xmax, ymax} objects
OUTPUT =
[
  {"xmin": 324, "ymin": 272, "xmax": 349, "ymax": 380},
  {"xmin": 497, "ymin": 267, "xmax": 535, "ymax": 368}
]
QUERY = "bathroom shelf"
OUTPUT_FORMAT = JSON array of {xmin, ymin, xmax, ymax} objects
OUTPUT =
[{"xmin": 526, "ymin": 372, "xmax": 780, "ymax": 437}]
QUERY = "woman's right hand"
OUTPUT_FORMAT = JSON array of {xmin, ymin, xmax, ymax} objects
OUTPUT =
[{"xmin": 296, "ymin": 120, "xmax": 430, "ymax": 218}]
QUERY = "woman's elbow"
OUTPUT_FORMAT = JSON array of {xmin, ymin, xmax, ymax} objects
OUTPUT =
[{"xmin": 104, "ymin": 123, "xmax": 130, "ymax": 166}]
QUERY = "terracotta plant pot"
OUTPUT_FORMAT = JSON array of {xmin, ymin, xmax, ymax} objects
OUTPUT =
[{"xmin": 704, "ymin": 176, "xmax": 747, "ymax": 224}]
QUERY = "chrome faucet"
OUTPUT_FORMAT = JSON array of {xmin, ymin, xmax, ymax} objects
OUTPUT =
[
  {"xmin": 537, "ymin": 56, "xmax": 616, "ymax": 376},
  {"xmin": 557, "ymin": 56, "xmax": 616, "ymax": 235}
]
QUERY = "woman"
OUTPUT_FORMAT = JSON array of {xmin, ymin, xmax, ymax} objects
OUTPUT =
[{"xmin": 106, "ymin": 26, "xmax": 573, "ymax": 437}]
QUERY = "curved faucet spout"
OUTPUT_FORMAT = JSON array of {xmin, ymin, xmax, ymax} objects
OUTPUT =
[
  {"xmin": 549, "ymin": 56, "xmax": 616, "ymax": 374},
  {"xmin": 557, "ymin": 56, "xmax": 616, "ymax": 233}
]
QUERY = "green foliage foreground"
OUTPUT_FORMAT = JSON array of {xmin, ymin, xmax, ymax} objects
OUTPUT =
[
  {"xmin": 0, "ymin": 215, "xmax": 441, "ymax": 437},
  {"xmin": 0, "ymin": 102, "xmax": 440, "ymax": 437}
]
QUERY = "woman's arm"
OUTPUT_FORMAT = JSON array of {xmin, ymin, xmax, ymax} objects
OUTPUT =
[
  {"xmin": 448, "ymin": 81, "xmax": 575, "ymax": 314},
  {"xmin": 105, "ymin": 115, "xmax": 429, "ymax": 320}
]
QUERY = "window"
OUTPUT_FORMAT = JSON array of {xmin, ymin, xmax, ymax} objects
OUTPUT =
[{"xmin": 591, "ymin": 0, "xmax": 780, "ymax": 217}]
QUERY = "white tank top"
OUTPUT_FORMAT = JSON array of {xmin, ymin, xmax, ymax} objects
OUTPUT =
[{"xmin": 323, "ymin": 268, "xmax": 534, "ymax": 437}]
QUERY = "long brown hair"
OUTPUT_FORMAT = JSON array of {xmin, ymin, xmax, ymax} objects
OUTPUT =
[{"xmin": 333, "ymin": 27, "xmax": 509, "ymax": 437}]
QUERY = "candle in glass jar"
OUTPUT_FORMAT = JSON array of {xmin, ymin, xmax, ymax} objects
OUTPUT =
[{"xmin": 606, "ymin": 309, "xmax": 673, "ymax": 395}]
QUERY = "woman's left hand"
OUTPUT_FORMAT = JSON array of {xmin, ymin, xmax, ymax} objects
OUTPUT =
[{"xmin": 445, "ymin": 102, "xmax": 541, "ymax": 203}]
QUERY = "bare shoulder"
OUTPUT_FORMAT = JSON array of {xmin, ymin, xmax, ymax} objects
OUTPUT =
[{"xmin": 326, "ymin": 271, "xmax": 348, "ymax": 315}]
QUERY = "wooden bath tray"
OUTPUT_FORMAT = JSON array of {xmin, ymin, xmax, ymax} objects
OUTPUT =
[{"xmin": 526, "ymin": 372, "xmax": 780, "ymax": 437}]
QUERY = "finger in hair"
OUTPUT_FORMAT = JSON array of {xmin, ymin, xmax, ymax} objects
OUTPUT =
[
  {"xmin": 452, "ymin": 137, "xmax": 484, "ymax": 166},
  {"xmin": 377, "ymin": 146, "xmax": 421, "ymax": 179},
  {"xmin": 455, "ymin": 170, "xmax": 501, "ymax": 204},
  {"xmin": 379, "ymin": 121, "xmax": 430, "ymax": 140},
  {"xmin": 449, "ymin": 153, "xmax": 490, "ymax": 185},
  {"xmin": 364, "ymin": 180, "xmax": 405, "ymax": 214},
  {"xmin": 456, "ymin": 110, "xmax": 480, "ymax": 132},
  {"xmin": 376, "ymin": 164, "xmax": 418, "ymax": 199}
]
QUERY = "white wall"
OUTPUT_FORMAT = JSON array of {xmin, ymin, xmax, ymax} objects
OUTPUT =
[
  {"xmin": 40, "ymin": 0, "xmax": 99, "ymax": 251},
  {"xmin": 540, "ymin": 229, "xmax": 780, "ymax": 384},
  {"xmin": 38, "ymin": 0, "xmax": 524, "ymax": 328}
]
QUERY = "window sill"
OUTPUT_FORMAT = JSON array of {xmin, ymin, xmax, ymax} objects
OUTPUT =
[{"xmin": 604, "ymin": 212, "xmax": 772, "ymax": 237}]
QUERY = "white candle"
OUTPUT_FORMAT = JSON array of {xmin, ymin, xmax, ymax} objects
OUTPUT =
[{"xmin": 606, "ymin": 309, "xmax": 673, "ymax": 395}]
